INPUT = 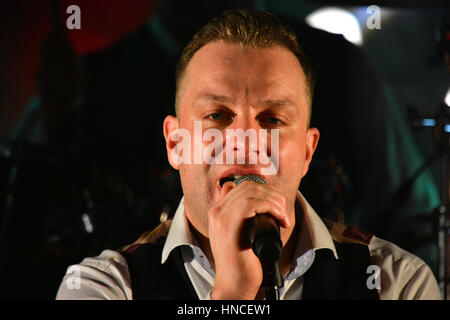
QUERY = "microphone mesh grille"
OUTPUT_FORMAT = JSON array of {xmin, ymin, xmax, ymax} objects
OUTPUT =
[{"xmin": 234, "ymin": 175, "xmax": 267, "ymax": 186}]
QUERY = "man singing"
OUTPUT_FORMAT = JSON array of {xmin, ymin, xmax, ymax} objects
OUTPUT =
[{"xmin": 56, "ymin": 9, "xmax": 441, "ymax": 300}]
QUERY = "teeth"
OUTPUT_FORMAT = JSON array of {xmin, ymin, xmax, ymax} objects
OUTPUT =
[{"xmin": 233, "ymin": 175, "xmax": 242, "ymax": 180}]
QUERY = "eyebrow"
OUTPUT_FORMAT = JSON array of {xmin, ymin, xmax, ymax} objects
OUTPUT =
[
  {"xmin": 262, "ymin": 98, "xmax": 297, "ymax": 109},
  {"xmin": 194, "ymin": 94, "xmax": 234, "ymax": 105},
  {"xmin": 193, "ymin": 94, "xmax": 298, "ymax": 110}
]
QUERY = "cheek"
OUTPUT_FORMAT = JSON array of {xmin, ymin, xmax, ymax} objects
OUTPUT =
[
  {"xmin": 179, "ymin": 165, "xmax": 212, "ymax": 237},
  {"xmin": 179, "ymin": 163, "xmax": 217, "ymax": 203},
  {"xmin": 276, "ymin": 137, "xmax": 306, "ymax": 202},
  {"xmin": 278, "ymin": 137, "xmax": 306, "ymax": 175}
]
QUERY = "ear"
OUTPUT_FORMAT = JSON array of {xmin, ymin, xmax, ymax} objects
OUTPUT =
[
  {"xmin": 163, "ymin": 115, "xmax": 180, "ymax": 170},
  {"xmin": 301, "ymin": 127, "xmax": 320, "ymax": 178}
]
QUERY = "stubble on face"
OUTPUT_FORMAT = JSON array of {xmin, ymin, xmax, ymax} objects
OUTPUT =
[{"xmin": 174, "ymin": 41, "xmax": 315, "ymax": 242}]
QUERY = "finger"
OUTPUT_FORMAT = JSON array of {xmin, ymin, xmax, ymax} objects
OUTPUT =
[
  {"xmin": 242, "ymin": 197, "xmax": 290, "ymax": 229},
  {"xmin": 232, "ymin": 183, "xmax": 289, "ymax": 227},
  {"xmin": 221, "ymin": 180, "xmax": 236, "ymax": 197},
  {"xmin": 215, "ymin": 181, "xmax": 290, "ymax": 228}
]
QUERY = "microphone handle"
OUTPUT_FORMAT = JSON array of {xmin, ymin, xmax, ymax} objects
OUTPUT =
[
  {"xmin": 247, "ymin": 214, "xmax": 283, "ymax": 289},
  {"xmin": 248, "ymin": 214, "xmax": 282, "ymax": 265},
  {"xmin": 233, "ymin": 175, "xmax": 284, "ymax": 291}
]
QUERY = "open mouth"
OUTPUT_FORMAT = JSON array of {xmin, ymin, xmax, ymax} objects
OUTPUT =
[
  {"xmin": 218, "ymin": 168, "xmax": 267, "ymax": 189},
  {"xmin": 219, "ymin": 173, "xmax": 268, "ymax": 188},
  {"xmin": 219, "ymin": 175, "xmax": 242, "ymax": 187}
]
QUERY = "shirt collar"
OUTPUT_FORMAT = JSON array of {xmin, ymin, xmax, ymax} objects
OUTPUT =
[
  {"xmin": 284, "ymin": 192, "xmax": 339, "ymax": 283},
  {"xmin": 296, "ymin": 192, "xmax": 339, "ymax": 259},
  {"xmin": 161, "ymin": 196, "xmax": 192, "ymax": 264},
  {"xmin": 161, "ymin": 192, "xmax": 338, "ymax": 265}
]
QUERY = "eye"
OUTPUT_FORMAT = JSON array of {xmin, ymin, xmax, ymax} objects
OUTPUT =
[
  {"xmin": 265, "ymin": 117, "xmax": 280, "ymax": 125},
  {"xmin": 206, "ymin": 111, "xmax": 234, "ymax": 123},
  {"xmin": 259, "ymin": 115, "xmax": 283, "ymax": 127},
  {"xmin": 209, "ymin": 113, "xmax": 225, "ymax": 121}
]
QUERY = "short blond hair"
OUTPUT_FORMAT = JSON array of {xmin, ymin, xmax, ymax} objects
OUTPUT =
[{"xmin": 174, "ymin": 9, "xmax": 315, "ymax": 123}]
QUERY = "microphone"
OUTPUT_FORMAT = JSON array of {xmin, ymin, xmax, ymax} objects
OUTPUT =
[{"xmin": 233, "ymin": 175, "xmax": 283, "ymax": 297}]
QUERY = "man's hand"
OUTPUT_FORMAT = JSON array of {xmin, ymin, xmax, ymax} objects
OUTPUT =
[{"xmin": 208, "ymin": 180, "xmax": 290, "ymax": 300}]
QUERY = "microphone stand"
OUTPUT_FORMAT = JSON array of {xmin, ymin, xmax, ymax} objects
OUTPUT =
[
  {"xmin": 248, "ymin": 214, "xmax": 284, "ymax": 300},
  {"xmin": 435, "ymin": 102, "xmax": 449, "ymax": 299},
  {"xmin": 395, "ymin": 20, "xmax": 450, "ymax": 297},
  {"xmin": 250, "ymin": 216, "xmax": 284, "ymax": 300},
  {"xmin": 260, "ymin": 260, "xmax": 283, "ymax": 300},
  {"xmin": 410, "ymin": 101, "xmax": 449, "ymax": 299}
]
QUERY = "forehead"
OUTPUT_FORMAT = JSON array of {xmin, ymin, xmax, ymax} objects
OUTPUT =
[{"xmin": 180, "ymin": 41, "xmax": 307, "ymax": 107}]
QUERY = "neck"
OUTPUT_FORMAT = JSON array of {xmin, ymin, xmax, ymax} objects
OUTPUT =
[
  {"xmin": 189, "ymin": 222, "xmax": 216, "ymax": 269},
  {"xmin": 189, "ymin": 212, "xmax": 301, "ymax": 279},
  {"xmin": 279, "ymin": 217, "xmax": 300, "ymax": 277}
]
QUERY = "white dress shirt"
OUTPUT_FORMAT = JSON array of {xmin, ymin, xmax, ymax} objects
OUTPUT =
[{"xmin": 56, "ymin": 192, "xmax": 442, "ymax": 300}]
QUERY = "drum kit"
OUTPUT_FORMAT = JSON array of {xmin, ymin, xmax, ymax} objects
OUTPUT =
[{"xmin": 0, "ymin": 138, "xmax": 182, "ymax": 299}]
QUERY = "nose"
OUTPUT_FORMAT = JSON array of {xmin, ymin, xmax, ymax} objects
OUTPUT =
[{"xmin": 224, "ymin": 113, "xmax": 264, "ymax": 165}]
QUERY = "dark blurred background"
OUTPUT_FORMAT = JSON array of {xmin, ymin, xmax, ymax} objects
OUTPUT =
[{"xmin": 0, "ymin": 0, "xmax": 448, "ymax": 299}]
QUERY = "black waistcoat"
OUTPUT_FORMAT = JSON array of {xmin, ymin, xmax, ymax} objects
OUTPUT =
[{"xmin": 121, "ymin": 238, "xmax": 379, "ymax": 300}]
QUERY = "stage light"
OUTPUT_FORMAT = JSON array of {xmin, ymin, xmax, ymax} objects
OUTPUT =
[
  {"xmin": 306, "ymin": 7, "xmax": 363, "ymax": 46},
  {"xmin": 421, "ymin": 118, "xmax": 436, "ymax": 127},
  {"xmin": 445, "ymin": 124, "xmax": 450, "ymax": 133},
  {"xmin": 444, "ymin": 87, "xmax": 450, "ymax": 107},
  {"xmin": 81, "ymin": 213, "xmax": 94, "ymax": 234}
]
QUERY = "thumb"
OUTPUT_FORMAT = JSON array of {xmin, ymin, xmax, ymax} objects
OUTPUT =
[{"xmin": 221, "ymin": 180, "xmax": 236, "ymax": 197}]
